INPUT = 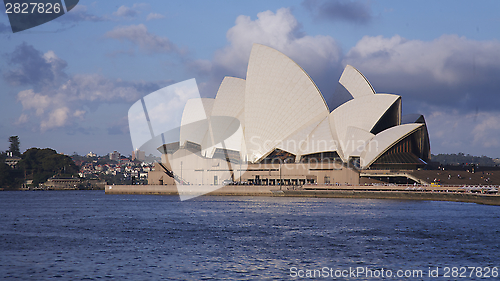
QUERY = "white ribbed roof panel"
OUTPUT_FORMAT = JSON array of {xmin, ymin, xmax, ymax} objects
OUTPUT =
[
  {"xmin": 244, "ymin": 44, "xmax": 329, "ymax": 162},
  {"xmin": 179, "ymin": 98, "xmax": 214, "ymax": 146},
  {"xmin": 327, "ymin": 113, "xmax": 344, "ymax": 161},
  {"xmin": 202, "ymin": 117, "xmax": 243, "ymax": 158},
  {"xmin": 339, "ymin": 65, "xmax": 375, "ymax": 98},
  {"xmin": 342, "ymin": 126, "xmax": 374, "ymax": 161},
  {"xmin": 360, "ymin": 123, "xmax": 423, "ymax": 169},
  {"xmin": 299, "ymin": 116, "xmax": 337, "ymax": 156},
  {"xmin": 276, "ymin": 114, "xmax": 326, "ymax": 156},
  {"xmin": 211, "ymin": 77, "xmax": 246, "ymax": 118},
  {"xmin": 202, "ymin": 76, "xmax": 246, "ymax": 157},
  {"xmin": 331, "ymin": 94, "xmax": 400, "ymax": 148}
]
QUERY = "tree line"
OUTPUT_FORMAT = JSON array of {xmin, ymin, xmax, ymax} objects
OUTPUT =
[
  {"xmin": 0, "ymin": 136, "xmax": 78, "ymax": 189},
  {"xmin": 431, "ymin": 153, "xmax": 498, "ymax": 166}
]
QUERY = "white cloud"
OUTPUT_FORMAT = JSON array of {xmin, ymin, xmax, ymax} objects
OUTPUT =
[
  {"xmin": 59, "ymin": 74, "xmax": 146, "ymax": 102},
  {"xmin": 17, "ymin": 89, "xmax": 51, "ymax": 116},
  {"xmin": 347, "ymin": 35, "xmax": 498, "ymax": 84},
  {"xmin": 218, "ymin": 8, "xmax": 340, "ymax": 76},
  {"xmin": 105, "ymin": 24, "xmax": 179, "ymax": 54},
  {"xmin": 424, "ymin": 108, "xmax": 500, "ymax": 156},
  {"xmin": 112, "ymin": 4, "xmax": 150, "ymax": 19},
  {"xmin": 344, "ymin": 35, "xmax": 500, "ymax": 97},
  {"xmin": 16, "ymin": 114, "xmax": 29, "ymax": 125},
  {"xmin": 73, "ymin": 109, "xmax": 86, "ymax": 119},
  {"xmin": 16, "ymin": 73, "xmax": 167, "ymax": 132},
  {"xmin": 113, "ymin": 5, "xmax": 139, "ymax": 18},
  {"xmin": 348, "ymin": 34, "xmax": 500, "ymax": 156},
  {"xmin": 471, "ymin": 114, "xmax": 500, "ymax": 148},
  {"xmin": 192, "ymin": 8, "xmax": 342, "ymax": 101},
  {"xmin": 340, "ymin": 34, "xmax": 500, "ymax": 125},
  {"xmin": 146, "ymin": 13, "xmax": 165, "ymax": 21},
  {"xmin": 5, "ymin": 43, "xmax": 171, "ymax": 133},
  {"xmin": 41, "ymin": 107, "xmax": 70, "ymax": 131}
]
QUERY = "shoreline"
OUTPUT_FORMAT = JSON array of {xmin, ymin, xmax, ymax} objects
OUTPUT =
[{"xmin": 105, "ymin": 185, "xmax": 500, "ymax": 206}]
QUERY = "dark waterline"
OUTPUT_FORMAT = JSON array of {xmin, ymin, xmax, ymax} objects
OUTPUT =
[{"xmin": 0, "ymin": 191, "xmax": 499, "ymax": 280}]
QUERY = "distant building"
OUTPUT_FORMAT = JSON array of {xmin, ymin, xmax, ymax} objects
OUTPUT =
[
  {"xmin": 86, "ymin": 152, "xmax": 97, "ymax": 158},
  {"xmin": 120, "ymin": 156, "xmax": 132, "ymax": 164},
  {"xmin": 5, "ymin": 151, "xmax": 21, "ymax": 168},
  {"xmin": 109, "ymin": 151, "xmax": 120, "ymax": 161},
  {"xmin": 132, "ymin": 149, "xmax": 146, "ymax": 162},
  {"xmin": 43, "ymin": 177, "xmax": 80, "ymax": 190}
]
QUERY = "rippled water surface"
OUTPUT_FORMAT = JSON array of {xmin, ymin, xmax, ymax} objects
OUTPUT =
[{"xmin": 1, "ymin": 191, "xmax": 499, "ymax": 280}]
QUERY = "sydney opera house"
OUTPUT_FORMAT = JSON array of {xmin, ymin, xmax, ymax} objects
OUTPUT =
[{"xmin": 147, "ymin": 44, "xmax": 430, "ymax": 186}]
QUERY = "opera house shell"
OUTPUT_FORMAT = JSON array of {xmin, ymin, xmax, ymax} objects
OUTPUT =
[{"xmin": 147, "ymin": 44, "xmax": 430, "ymax": 188}]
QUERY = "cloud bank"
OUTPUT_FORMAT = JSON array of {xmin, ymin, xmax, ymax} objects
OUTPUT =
[
  {"xmin": 6, "ymin": 7, "xmax": 500, "ymax": 156},
  {"xmin": 343, "ymin": 34, "xmax": 500, "ymax": 111},
  {"xmin": 342, "ymin": 34, "xmax": 500, "ymax": 154},
  {"xmin": 112, "ymin": 3, "xmax": 150, "ymax": 19},
  {"xmin": 146, "ymin": 13, "xmax": 165, "ymax": 21},
  {"xmin": 190, "ymin": 8, "xmax": 342, "ymax": 104},
  {"xmin": 105, "ymin": 24, "xmax": 180, "ymax": 54},
  {"xmin": 4, "ymin": 42, "xmax": 67, "ymax": 88},
  {"xmin": 4, "ymin": 43, "xmax": 169, "ymax": 132},
  {"xmin": 191, "ymin": 8, "xmax": 500, "ymax": 155},
  {"xmin": 302, "ymin": 0, "xmax": 372, "ymax": 24}
]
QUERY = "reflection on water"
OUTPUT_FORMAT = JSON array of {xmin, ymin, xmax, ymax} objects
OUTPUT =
[{"xmin": 0, "ymin": 191, "xmax": 499, "ymax": 280}]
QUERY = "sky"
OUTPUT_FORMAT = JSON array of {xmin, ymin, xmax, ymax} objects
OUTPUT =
[{"xmin": 1, "ymin": 0, "xmax": 500, "ymax": 158}]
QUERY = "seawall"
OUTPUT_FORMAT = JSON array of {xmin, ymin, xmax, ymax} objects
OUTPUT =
[
  {"xmin": 106, "ymin": 184, "xmax": 276, "ymax": 196},
  {"xmin": 105, "ymin": 185, "xmax": 500, "ymax": 206}
]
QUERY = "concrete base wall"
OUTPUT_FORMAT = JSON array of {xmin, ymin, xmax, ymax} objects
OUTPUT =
[
  {"xmin": 105, "ymin": 184, "xmax": 277, "ymax": 196},
  {"xmin": 106, "ymin": 185, "xmax": 178, "ymax": 195},
  {"xmin": 208, "ymin": 185, "xmax": 276, "ymax": 195}
]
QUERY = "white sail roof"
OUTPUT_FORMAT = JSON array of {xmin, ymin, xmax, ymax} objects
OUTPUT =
[
  {"xmin": 179, "ymin": 98, "xmax": 214, "ymax": 147},
  {"xmin": 360, "ymin": 123, "xmax": 423, "ymax": 169},
  {"xmin": 276, "ymin": 114, "xmax": 326, "ymax": 157},
  {"xmin": 244, "ymin": 44, "xmax": 330, "ymax": 162},
  {"xmin": 330, "ymin": 94, "xmax": 400, "ymax": 147},
  {"xmin": 164, "ymin": 45, "xmax": 429, "ymax": 170},
  {"xmin": 299, "ymin": 117, "xmax": 337, "ymax": 156},
  {"xmin": 339, "ymin": 65, "xmax": 375, "ymax": 98},
  {"xmin": 341, "ymin": 126, "xmax": 374, "ymax": 161},
  {"xmin": 211, "ymin": 77, "xmax": 246, "ymax": 118},
  {"xmin": 202, "ymin": 77, "xmax": 246, "ymax": 157}
]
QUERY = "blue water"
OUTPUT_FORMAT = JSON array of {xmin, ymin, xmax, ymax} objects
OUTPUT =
[{"xmin": 0, "ymin": 191, "xmax": 499, "ymax": 280}]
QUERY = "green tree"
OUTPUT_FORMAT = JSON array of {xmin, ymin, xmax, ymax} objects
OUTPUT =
[
  {"xmin": 0, "ymin": 152, "xmax": 24, "ymax": 189},
  {"xmin": 8, "ymin": 136, "xmax": 21, "ymax": 157},
  {"xmin": 20, "ymin": 148, "xmax": 79, "ymax": 186},
  {"xmin": 431, "ymin": 153, "xmax": 496, "ymax": 166}
]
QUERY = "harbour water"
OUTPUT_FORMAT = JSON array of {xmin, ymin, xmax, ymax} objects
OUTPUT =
[{"xmin": 0, "ymin": 190, "xmax": 499, "ymax": 280}]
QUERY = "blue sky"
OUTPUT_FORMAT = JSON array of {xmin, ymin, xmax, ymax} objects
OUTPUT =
[{"xmin": 1, "ymin": 0, "xmax": 500, "ymax": 158}]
